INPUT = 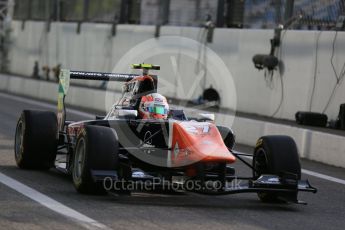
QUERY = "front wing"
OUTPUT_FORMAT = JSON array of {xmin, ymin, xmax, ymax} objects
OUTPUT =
[{"xmin": 90, "ymin": 170, "xmax": 316, "ymax": 204}]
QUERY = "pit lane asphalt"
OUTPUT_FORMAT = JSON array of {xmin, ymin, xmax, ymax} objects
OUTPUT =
[{"xmin": 0, "ymin": 92, "xmax": 345, "ymax": 230}]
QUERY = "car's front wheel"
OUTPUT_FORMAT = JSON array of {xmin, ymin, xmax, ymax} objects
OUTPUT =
[
  {"xmin": 72, "ymin": 125, "xmax": 119, "ymax": 195},
  {"xmin": 217, "ymin": 126, "xmax": 235, "ymax": 149},
  {"xmin": 253, "ymin": 135, "xmax": 301, "ymax": 203}
]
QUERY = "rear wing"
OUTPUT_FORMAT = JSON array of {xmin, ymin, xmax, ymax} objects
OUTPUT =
[
  {"xmin": 57, "ymin": 64, "xmax": 160, "ymax": 132},
  {"xmin": 57, "ymin": 70, "xmax": 140, "ymax": 131},
  {"xmin": 69, "ymin": 71, "xmax": 139, "ymax": 81}
]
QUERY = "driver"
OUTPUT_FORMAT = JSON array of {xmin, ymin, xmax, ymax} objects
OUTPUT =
[{"xmin": 138, "ymin": 93, "xmax": 169, "ymax": 119}]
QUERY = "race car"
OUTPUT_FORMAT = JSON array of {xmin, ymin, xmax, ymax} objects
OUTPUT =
[{"xmin": 14, "ymin": 63, "xmax": 316, "ymax": 204}]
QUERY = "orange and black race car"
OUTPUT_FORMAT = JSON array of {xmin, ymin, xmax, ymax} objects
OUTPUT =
[{"xmin": 14, "ymin": 64, "xmax": 316, "ymax": 204}]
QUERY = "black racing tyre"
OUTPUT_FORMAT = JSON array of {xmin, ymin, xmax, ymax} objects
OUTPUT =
[
  {"xmin": 253, "ymin": 135, "xmax": 301, "ymax": 203},
  {"xmin": 14, "ymin": 110, "xmax": 58, "ymax": 170},
  {"xmin": 217, "ymin": 126, "xmax": 235, "ymax": 149},
  {"xmin": 72, "ymin": 125, "xmax": 119, "ymax": 195}
]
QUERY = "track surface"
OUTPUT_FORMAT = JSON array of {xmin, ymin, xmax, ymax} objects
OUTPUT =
[{"xmin": 1, "ymin": 92, "xmax": 345, "ymax": 230}]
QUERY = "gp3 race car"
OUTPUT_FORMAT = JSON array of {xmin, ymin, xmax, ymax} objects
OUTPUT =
[{"xmin": 14, "ymin": 64, "xmax": 316, "ymax": 204}]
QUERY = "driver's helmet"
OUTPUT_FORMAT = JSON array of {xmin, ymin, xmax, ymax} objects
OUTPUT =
[{"xmin": 139, "ymin": 93, "xmax": 169, "ymax": 119}]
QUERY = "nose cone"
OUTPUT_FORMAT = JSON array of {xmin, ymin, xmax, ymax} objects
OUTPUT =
[
  {"xmin": 171, "ymin": 121, "xmax": 236, "ymax": 166},
  {"xmin": 192, "ymin": 139, "xmax": 236, "ymax": 163}
]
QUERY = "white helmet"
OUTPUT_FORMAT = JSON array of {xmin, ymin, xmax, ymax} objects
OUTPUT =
[{"xmin": 139, "ymin": 93, "xmax": 169, "ymax": 119}]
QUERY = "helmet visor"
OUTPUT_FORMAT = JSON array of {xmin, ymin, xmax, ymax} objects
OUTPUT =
[{"xmin": 148, "ymin": 106, "xmax": 167, "ymax": 115}]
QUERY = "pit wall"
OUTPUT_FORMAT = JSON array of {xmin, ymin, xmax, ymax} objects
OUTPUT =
[
  {"xmin": 1, "ymin": 74, "xmax": 345, "ymax": 168},
  {"xmin": 8, "ymin": 21, "xmax": 345, "ymax": 122}
]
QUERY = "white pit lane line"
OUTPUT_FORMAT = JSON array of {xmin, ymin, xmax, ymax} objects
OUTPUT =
[
  {"xmin": 0, "ymin": 92, "xmax": 94, "ymax": 119},
  {"xmin": 240, "ymin": 154, "xmax": 345, "ymax": 185},
  {"xmin": 301, "ymin": 169, "xmax": 345, "ymax": 185},
  {"xmin": 0, "ymin": 172, "xmax": 110, "ymax": 230}
]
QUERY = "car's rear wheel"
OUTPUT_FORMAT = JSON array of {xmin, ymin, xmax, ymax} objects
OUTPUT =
[
  {"xmin": 14, "ymin": 110, "xmax": 57, "ymax": 170},
  {"xmin": 253, "ymin": 135, "xmax": 301, "ymax": 203},
  {"xmin": 72, "ymin": 125, "xmax": 119, "ymax": 195}
]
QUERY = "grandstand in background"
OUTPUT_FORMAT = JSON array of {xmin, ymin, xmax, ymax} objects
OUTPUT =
[
  {"xmin": 11, "ymin": 0, "xmax": 345, "ymax": 30},
  {"xmin": 244, "ymin": 0, "xmax": 345, "ymax": 29}
]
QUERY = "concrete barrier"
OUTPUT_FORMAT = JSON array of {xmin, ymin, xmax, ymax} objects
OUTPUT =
[
  {"xmin": 8, "ymin": 21, "xmax": 345, "ymax": 122},
  {"xmin": 1, "ymin": 73, "xmax": 345, "ymax": 168}
]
